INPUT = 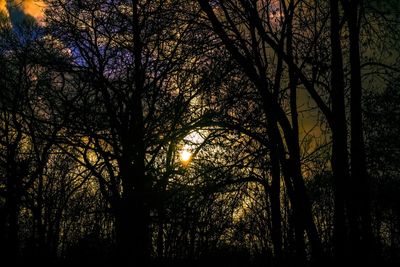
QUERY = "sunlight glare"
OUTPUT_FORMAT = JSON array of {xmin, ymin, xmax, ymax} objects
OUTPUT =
[{"xmin": 180, "ymin": 149, "xmax": 192, "ymax": 163}]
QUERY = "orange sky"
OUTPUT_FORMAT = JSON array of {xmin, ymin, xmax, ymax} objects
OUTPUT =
[
  {"xmin": 0, "ymin": 0, "xmax": 7, "ymax": 15},
  {"xmin": 0, "ymin": 0, "xmax": 45, "ymax": 20}
]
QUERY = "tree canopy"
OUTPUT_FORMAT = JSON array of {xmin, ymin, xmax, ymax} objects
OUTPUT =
[{"xmin": 0, "ymin": 1, "xmax": 399, "ymax": 266}]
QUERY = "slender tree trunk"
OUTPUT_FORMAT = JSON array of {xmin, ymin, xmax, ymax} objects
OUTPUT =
[
  {"xmin": 345, "ymin": 0, "xmax": 373, "ymax": 262},
  {"xmin": 280, "ymin": 8, "xmax": 324, "ymax": 263},
  {"xmin": 157, "ymin": 213, "xmax": 164, "ymax": 260},
  {"xmin": 276, "ymin": 125, "xmax": 325, "ymax": 266},
  {"xmin": 267, "ymin": 117, "xmax": 283, "ymax": 266},
  {"xmin": 329, "ymin": 0, "xmax": 351, "ymax": 264},
  {"xmin": 288, "ymin": 141, "xmax": 324, "ymax": 266},
  {"xmin": 329, "ymin": 0, "xmax": 363, "ymax": 264},
  {"xmin": 269, "ymin": 34, "xmax": 284, "ymax": 267},
  {"xmin": 5, "ymin": 178, "xmax": 19, "ymax": 264},
  {"xmin": 277, "ymin": 143, "xmax": 306, "ymax": 266},
  {"xmin": 5, "ymin": 120, "xmax": 23, "ymax": 264},
  {"xmin": 35, "ymin": 173, "xmax": 47, "ymax": 262},
  {"xmin": 285, "ymin": 4, "xmax": 318, "ymax": 265},
  {"xmin": 5, "ymin": 169, "xmax": 20, "ymax": 264}
]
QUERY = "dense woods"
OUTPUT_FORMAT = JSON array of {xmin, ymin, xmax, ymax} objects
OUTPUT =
[{"xmin": 0, "ymin": 0, "xmax": 399, "ymax": 266}]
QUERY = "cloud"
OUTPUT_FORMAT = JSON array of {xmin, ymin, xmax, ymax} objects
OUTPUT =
[
  {"xmin": 0, "ymin": 0, "xmax": 8, "ymax": 16},
  {"xmin": 0, "ymin": 0, "xmax": 45, "ymax": 20},
  {"xmin": 20, "ymin": 0, "xmax": 45, "ymax": 20}
]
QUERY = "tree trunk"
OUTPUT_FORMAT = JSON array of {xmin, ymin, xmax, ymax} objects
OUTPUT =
[
  {"xmin": 329, "ymin": 0, "xmax": 351, "ymax": 263},
  {"xmin": 288, "ymin": 143, "xmax": 324, "ymax": 266},
  {"xmin": 267, "ymin": 117, "xmax": 283, "ymax": 266},
  {"xmin": 5, "ymin": 126, "xmax": 23, "ymax": 264},
  {"xmin": 115, "ymin": 190, "xmax": 150, "ymax": 266},
  {"xmin": 114, "ymin": 1, "xmax": 152, "ymax": 264},
  {"xmin": 346, "ymin": 0, "xmax": 373, "ymax": 262},
  {"xmin": 285, "ymin": 29, "xmax": 305, "ymax": 267},
  {"xmin": 5, "ymin": 166, "xmax": 20, "ymax": 264}
]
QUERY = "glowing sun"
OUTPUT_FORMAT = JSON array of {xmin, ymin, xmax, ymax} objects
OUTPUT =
[{"xmin": 180, "ymin": 150, "xmax": 192, "ymax": 163}]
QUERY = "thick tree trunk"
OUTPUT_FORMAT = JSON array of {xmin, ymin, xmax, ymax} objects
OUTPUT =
[
  {"xmin": 115, "ymin": 190, "xmax": 150, "ymax": 266},
  {"xmin": 114, "ymin": 1, "xmax": 152, "ymax": 264}
]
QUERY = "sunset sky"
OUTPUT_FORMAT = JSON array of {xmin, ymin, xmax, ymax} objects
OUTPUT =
[{"xmin": 0, "ymin": 0, "xmax": 45, "ymax": 20}]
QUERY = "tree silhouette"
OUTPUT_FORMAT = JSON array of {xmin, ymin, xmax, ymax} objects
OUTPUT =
[{"xmin": 0, "ymin": 0, "xmax": 399, "ymax": 266}]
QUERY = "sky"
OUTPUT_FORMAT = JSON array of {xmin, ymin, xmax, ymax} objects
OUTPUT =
[{"xmin": 0, "ymin": 0, "xmax": 45, "ymax": 20}]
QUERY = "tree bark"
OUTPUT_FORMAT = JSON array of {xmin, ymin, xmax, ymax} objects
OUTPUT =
[
  {"xmin": 4, "ymin": 115, "xmax": 23, "ymax": 264},
  {"xmin": 329, "ymin": 0, "xmax": 351, "ymax": 264},
  {"xmin": 267, "ymin": 116, "xmax": 284, "ymax": 266},
  {"xmin": 344, "ymin": 0, "xmax": 373, "ymax": 263},
  {"xmin": 115, "ymin": 184, "xmax": 150, "ymax": 266}
]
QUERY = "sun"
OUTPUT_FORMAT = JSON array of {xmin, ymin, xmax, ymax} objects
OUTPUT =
[
  {"xmin": 180, "ymin": 150, "xmax": 192, "ymax": 163},
  {"xmin": 179, "ymin": 131, "xmax": 204, "ymax": 164}
]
